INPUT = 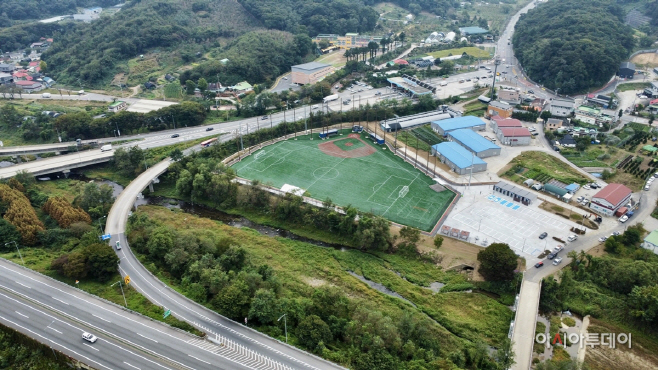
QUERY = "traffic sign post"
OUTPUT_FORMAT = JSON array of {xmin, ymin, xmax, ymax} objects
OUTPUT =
[
  {"xmin": 124, "ymin": 275, "xmax": 130, "ymax": 285},
  {"xmin": 100, "ymin": 233, "xmax": 111, "ymax": 241},
  {"xmin": 163, "ymin": 309, "xmax": 171, "ymax": 319}
]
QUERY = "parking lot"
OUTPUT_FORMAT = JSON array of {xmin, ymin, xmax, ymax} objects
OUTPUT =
[{"xmin": 443, "ymin": 189, "xmax": 581, "ymax": 259}]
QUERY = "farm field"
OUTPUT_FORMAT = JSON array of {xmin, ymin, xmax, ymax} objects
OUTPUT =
[
  {"xmin": 231, "ymin": 129, "xmax": 455, "ymax": 231},
  {"xmin": 428, "ymin": 47, "xmax": 492, "ymax": 59}
]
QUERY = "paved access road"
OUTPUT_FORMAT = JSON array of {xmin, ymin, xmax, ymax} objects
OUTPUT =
[
  {"xmin": 0, "ymin": 258, "xmax": 262, "ymax": 370},
  {"xmin": 105, "ymin": 161, "xmax": 345, "ymax": 370}
]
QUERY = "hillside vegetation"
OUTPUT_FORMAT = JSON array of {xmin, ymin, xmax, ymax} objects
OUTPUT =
[
  {"xmin": 513, "ymin": 0, "xmax": 634, "ymax": 94},
  {"xmin": 43, "ymin": 0, "xmax": 264, "ymax": 87},
  {"xmin": 0, "ymin": 0, "xmax": 117, "ymax": 24}
]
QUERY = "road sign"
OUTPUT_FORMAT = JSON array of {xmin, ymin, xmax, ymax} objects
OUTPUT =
[
  {"xmin": 101, "ymin": 233, "xmax": 111, "ymax": 241},
  {"xmin": 163, "ymin": 309, "xmax": 171, "ymax": 319},
  {"xmin": 124, "ymin": 275, "xmax": 130, "ymax": 285}
]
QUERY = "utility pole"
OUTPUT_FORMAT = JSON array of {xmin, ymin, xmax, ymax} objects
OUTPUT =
[
  {"xmin": 278, "ymin": 314, "xmax": 288, "ymax": 343},
  {"xmin": 111, "ymin": 280, "xmax": 128, "ymax": 307}
]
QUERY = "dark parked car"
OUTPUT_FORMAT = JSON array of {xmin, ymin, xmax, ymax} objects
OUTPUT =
[
  {"xmin": 535, "ymin": 261, "xmax": 544, "ymax": 268},
  {"xmin": 206, "ymin": 127, "xmax": 214, "ymax": 131},
  {"xmin": 171, "ymin": 134, "xmax": 179, "ymax": 138},
  {"xmin": 539, "ymin": 232, "xmax": 548, "ymax": 239},
  {"xmin": 547, "ymin": 252, "xmax": 558, "ymax": 260}
]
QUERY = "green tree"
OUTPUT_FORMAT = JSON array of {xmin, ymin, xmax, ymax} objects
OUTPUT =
[
  {"xmin": 85, "ymin": 243, "xmax": 120, "ymax": 282},
  {"xmin": 295, "ymin": 315, "xmax": 332, "ymax": 352},
  {"xmin": 212, "ymin": 278, "xmax": 252, "ymax": 320},
  {"xmin": 39, "ymin": 60, "xmax": 47, "ymax": 73},
  {"xmin": 185, "ymin": 80, "xmax": 196, "ymax": 95},
  {"xmin": 0, "ymin": 219, "xmax": 20, "ymax": 247},
  {"xmin": 477, "ymin": 243, "xmax": 518, "ymax": 281},
  {"xmin": 433, "ymin": 235, "xmax": 444, "ymax": 249},
  {"xmin": 146, "ymin": 226, "xmax": 176, "ymax": 259},
  {"xmin": 248, "ymin": 288, "xmax": 278, "ymax": 324},
  {"xmin": 494, "ymin": 338, "xmax": 516, "ymax": 369},
  {"xmin": 197, "ymin": 78, "xmax": 208, "ymax": 93},
  {"xmin": 219, "ymin": 246, "xmax": 247, "ymax": 272},
  {"xmin": 629, "ymin": 284, "xmax": 658, "ymax": 325},
  {"xmin": 169, "ymin": 148, "xmax": 183, "ymax": 162}
]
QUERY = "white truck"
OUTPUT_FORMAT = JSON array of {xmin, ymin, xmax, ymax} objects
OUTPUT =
[
  {"xmin": 100, "ymin": 144, "xmax": 113, "ymax": 152},
  {"xmin": 323, "ymin": 94, "xmax": 339, "ymax": 103},
  {"xmin": 42, "ymin": 93, "xmax": 51, "ymax": 98}
]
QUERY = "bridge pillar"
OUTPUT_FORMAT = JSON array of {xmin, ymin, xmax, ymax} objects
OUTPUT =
[
  {"xmin": 63, "ymin": 170, "xmax": 70, "ymax": 178},
  {"xmin": 149, "ymin": 183, "xmax": 154, "ymax": 193}
]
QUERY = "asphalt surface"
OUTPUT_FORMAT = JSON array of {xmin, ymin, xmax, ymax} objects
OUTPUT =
[
  {"xmin": 105, "ymin": 161, "xmax": 345, "ymax": 370},
  {"xmin": 0, "ymin": 258, "xmax": 258, "ymax": 370}
]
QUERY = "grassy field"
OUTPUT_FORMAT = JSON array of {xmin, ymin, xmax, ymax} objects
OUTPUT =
[
  {"xmin": 617, "ymin": 82, "xmax": 651, "ymax": 92},
  {"xmin": 500, "ymin": 151, "xmax": 590, "ymax": 185},
  {"xmin": 428, "ymin": 47, "xmax": 492, "ymax": 59},
  {"xmin": 134, "ymin": 205, "xmax": 513, "ymax": 348},
  {"xmin": 231, "ymin": 129, "xmax": 455, "ymax": 231}
]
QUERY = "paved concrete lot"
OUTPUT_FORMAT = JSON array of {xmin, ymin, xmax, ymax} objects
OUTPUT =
[{"xmin": 443, "ymin": 188, "xmax": 580, "ymax": 259}]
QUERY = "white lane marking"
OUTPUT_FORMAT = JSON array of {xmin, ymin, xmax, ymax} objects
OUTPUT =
[
  {"xmin": 123, "ymin": 362, "xmax": 141, "ymax": 370},
  {"xmin": 15, "ymin": 311, "xmax": 28, "ymax": 318},
  {"xmin": 15, "ymin": 281, "xmax": 30, "ymax": 289},
  {"xmin": 92, "ymin": 314, "xmax": 111, "ymax": 323},
  {"xmin": 137, "ymin": 333, "xmax": 158, "ymax": 343},
  {"xmin": 83, "ymin": 343, "xmax": 99, "ymax": 351},
  {"xmin": 188, "ymin": 354, "xmax": 211, "ymax": 365},
  {"xmin": 0, "ymin": 315, "xmax": 112, "ymax": 370},
  {"xmin": 48, "ymin": 326, "xmax": 62, "ymax": 334},
  {"xmin": 101, "ymin": 338, "xmax": 175, "ymax": 370},
  {"xmin": 0, "ymin": 289, "xmax": 189, "ymax": 370},
  {"xmin": 52, "ymin": 297, "xmax": 69, "ymax": 305}
]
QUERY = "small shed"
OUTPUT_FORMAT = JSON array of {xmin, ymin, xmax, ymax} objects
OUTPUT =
[
  {"xmin": 565, "ymin": 183, "xmax": 580, "ymax": 193},
  {"xmin": 523, "ymin": 179, "xmax": 534, "ymax": 187}
]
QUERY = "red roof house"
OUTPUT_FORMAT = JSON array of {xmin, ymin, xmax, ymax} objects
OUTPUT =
[{"xmin": 590, "ymin": 184, "xmax": 632, "ymax": 216}]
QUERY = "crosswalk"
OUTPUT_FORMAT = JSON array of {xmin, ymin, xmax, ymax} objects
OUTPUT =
[{"xmin": 187, "ymin": 337, "xmax": 295, "ymax": 370}]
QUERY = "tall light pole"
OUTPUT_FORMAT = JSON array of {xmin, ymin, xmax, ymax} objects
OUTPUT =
[
  {"xmin": 5, "ymin": 241, "xmax": 24, "ymax": 265},
  {"xmin": 111, "ymin": 280, "xmax": 128, "ymax": 307},
  {"xmin": 97, "ymin": 215, "xmax": 107, "ymax": 234},
  {"xmin": 277, "ymin": 314, "xmax": 288, "ymax": 343},
  {"xmin": 490, "ymin": 55, "xmax": 501, "ymax": 100}
]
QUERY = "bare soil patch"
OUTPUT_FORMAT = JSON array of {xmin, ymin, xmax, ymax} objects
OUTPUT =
[
  {"xmin": 631, "ymin": 53, "xmax": 658, "ymax": 68},
  {"xmin": 318, "ymin": 137, "xmax": 376, "ymax": 158}
]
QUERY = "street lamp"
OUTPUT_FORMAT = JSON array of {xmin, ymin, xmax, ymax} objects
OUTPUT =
[
  {"xmin": 277, "ymin": 314, "xmax": 288, "ymax": 343},
  {"xmin": 111, "ymin": 280, "xmax": 128, "ymax": 307},
  {"xmin": 97, "ymin": 215, "xmax": 107, "ymax": 234},
  {"xmin": 5, "ymin": 241, "xmax": 24, "ymax": 265}
]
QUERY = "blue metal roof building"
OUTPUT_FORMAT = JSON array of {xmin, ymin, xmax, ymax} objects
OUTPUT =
[
  {"xmin": 431, "ymin": 142, "xmax": 488, "ymax": 175},
  {"xmin": 431, "ymin": 116, "xmax": 486, "ymax": 135},
  {"xmin": 447, "ymin": 129, "xmax": 501, "ymax": 158}
]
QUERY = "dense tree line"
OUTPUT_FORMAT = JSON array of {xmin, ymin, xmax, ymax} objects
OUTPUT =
[
  {"xmin": 42, "ymin": 197, "xmax": 91, "ymax": 228},
  {"xmin": 513, "ymin": 0, "xmax": 634, "ymax": 94},
  {"xmin": 237, "ymin": 0, "xmax": 378, "ymax": 36},
  {"xmin": 0, "ymin": 22, "xmax": 69, "ymax": 50},
  {"xmin": 0, "ymin": 0, "xmax": 117, "ymax": 22},
  {"xmin": 0, "ymin": 183, "xmax": 45, "ymax": 245},
  {"xmin": 127, "ymin": 210, "xmax": 506, "ymax": 369}
]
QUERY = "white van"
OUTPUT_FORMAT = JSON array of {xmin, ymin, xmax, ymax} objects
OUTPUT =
[
  {"xmin": 100, "ymin": 144, "xmax": 113, "ymax": 152},
  {"xmin": 439, "ymin": 81, "xmax": 448, "ymax": 86}
]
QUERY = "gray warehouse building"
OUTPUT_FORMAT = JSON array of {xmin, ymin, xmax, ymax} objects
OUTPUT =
[
  {"xmin": 549, "ymin": 98, "xmax": 575, "ymax": 117},
  {"xmin": 380, "ymin": 110, "xmax": 452, "ymax": 132},
  {"xmin": 447, "ymin": 129, "xmax": 501, "ymax": 158},
  {"xmin": 431, "ymin": 142, "xmax": 487, "ymax": 175}
]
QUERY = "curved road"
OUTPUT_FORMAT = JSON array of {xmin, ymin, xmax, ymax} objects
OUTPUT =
[{"xmin": 106, "ymin": 160, "xmax": 345, "ymax": 370}]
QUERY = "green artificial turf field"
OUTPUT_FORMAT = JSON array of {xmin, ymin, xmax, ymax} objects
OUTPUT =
[{"xmin": 231, "ymin": 130, "xmax": 455, "ymax": 231}]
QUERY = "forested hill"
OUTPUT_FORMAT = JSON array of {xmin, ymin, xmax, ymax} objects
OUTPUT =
[
  {"xmin": 0, "ymin": 0, "xmax": 118, "ymax": 24},
  {"xmin": 43, "ymin": 0, "xmax": 265, "ymax": 87},
  {"xmin": 237, "ymin": 0, "xmax": 378, "ymax": 35},
  {"xmin": 512, "ymin": 0, "xmax": 634, "ymax": 95}
]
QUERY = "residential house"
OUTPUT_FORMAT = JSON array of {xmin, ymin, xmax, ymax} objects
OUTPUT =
[
  {"xmin": 0, "ymin": 63, "xmax": 16, "ymax": 73},
  {"xmin": 144, "ymin": 81, "xmax": 156, "ymax": 89},
  {"xmin": 231, "ymin": 81, "xmax": 253, "ymax": 94},
  {"xmin": 0, "ymin": 73, "xmax": 13, "ymax": 84},
  {"xmin": 545, "ymin": 118, "xmax": 563, "ymax": 130},
  {"xmin": 42, "ymin": 77, "xmax": 55, "ymax": 87},
  {"xmin": 164, "ymin": 74, "xmax": 176, "ymax": 82},
  {"xmin": 14, "ymin": 80, "xmax": 44, "ymax": 92},
  {"xmin": 586, "ymin": 94, "xmax": 612, "ymax": 108},
  {"xmin": 644, "ymin": 81, "xmax": 658, "ymax": 98},
  {"xmin": 559, "ymin": 134, "xmax": 577, "ymax": 148},
  {"xmin": 487, "ymin": 101, "xmax": 513, "ymax": 119},
  {"xmin": 574, "ymin": 105, "xmax": 612, "ymax": 127}
]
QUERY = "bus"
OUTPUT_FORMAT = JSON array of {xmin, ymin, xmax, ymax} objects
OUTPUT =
[{"xmin": 201, "ymin": 138, "xmax": 217, "ymax": 148}]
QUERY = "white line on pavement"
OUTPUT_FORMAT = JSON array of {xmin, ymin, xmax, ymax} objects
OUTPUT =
[
  {"xmin": 15, "ymin": 311, "xmax": 28, "ymax": 318},
  {"xmin": 188, "ymin": 354, "xmax": 211, "ymax": 365}
]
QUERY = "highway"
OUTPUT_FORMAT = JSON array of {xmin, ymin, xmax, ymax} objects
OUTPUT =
[
  {"xmin": 105, "ymin": 160, "xmax": 345, "ymax": 370},
  {"xmin": 0, "ymin": 258, "xmax": 264, "ymax": 370}
]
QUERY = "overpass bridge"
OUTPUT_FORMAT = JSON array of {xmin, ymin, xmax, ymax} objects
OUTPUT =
[{"xmin": 0, "ymin": 149, "xmax": 113, "ymax": 179}]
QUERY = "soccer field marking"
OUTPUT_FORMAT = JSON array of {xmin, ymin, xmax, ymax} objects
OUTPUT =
[
  {"xmin": 304, "ymin": 158, "xmax": 346, "ymax": 193},
  {"xmin": 380, "ymin": 172, "xmax": 421, "ymax": 218},
  {"xmin": 237, "ymin": 145, "xmax": 299, "ymax": 173}
]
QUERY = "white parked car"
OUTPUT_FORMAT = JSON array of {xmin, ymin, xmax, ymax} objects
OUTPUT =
[
  {"xmin": 646, "ymin": 185, "xmax": 651, "ymax": 191},
  {"xmin": 567, "ymin": 234, "xmax": 578, "ymax": 242},
  {"xmin": 82, "ymin": 332, "xmax": 98, "ymax": 343},
  {"xmin": 583, "ymin": 185, "xmax": 590, "ymax": 190},
  {"xmin": 619, "ymin": 215, "xmax": 629, "ymax": 223},
  {"xmin": 552, "ymin": 257, "xmax": 563, "ymax": 265}
]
